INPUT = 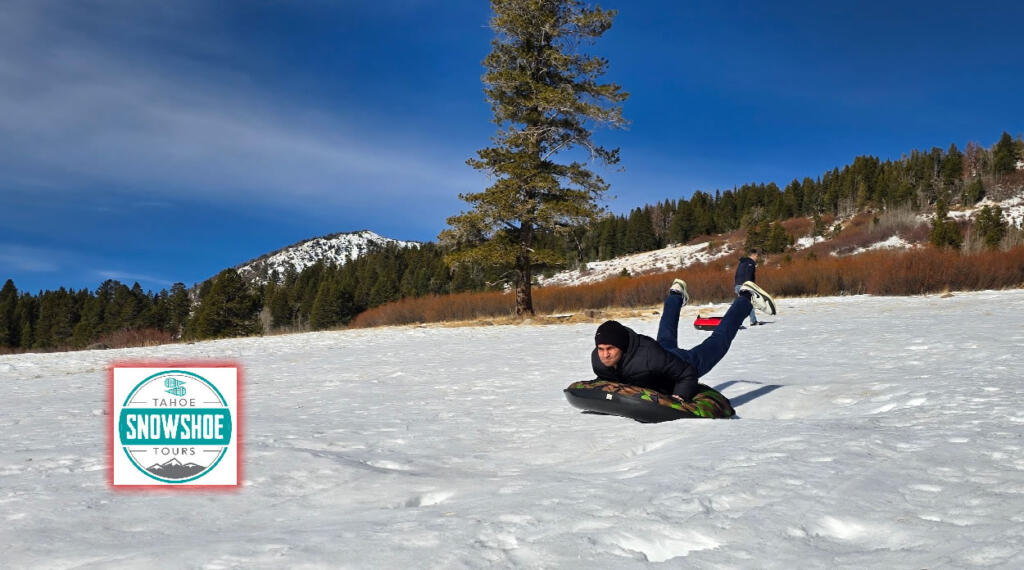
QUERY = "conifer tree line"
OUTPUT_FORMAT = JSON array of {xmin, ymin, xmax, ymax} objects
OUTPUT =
[
  {"xmin": 576, "ymin": 132, "xmax": 1022, "ymax": 260},
  {"xmin": 254, "ymin": 243, "xmax": 496, "ymax": 333},
  {"xmin": 0, "ymin": 244, "xmax": 496, "ymax": 351},
  {"xmin": 2, "ymin": 132, "xmax": 1021, "ymax": 351},
  {"xmin": 0, "ymin": 279, "xmax": 191, "ymax": 352}
]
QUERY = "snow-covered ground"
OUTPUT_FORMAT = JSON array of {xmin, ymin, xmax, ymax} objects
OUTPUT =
[{"xmin": 2, "ymin": 290, "xmax": 1024, "ymax": 568}]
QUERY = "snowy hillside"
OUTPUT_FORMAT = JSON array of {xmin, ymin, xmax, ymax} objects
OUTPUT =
[
  {"xmin": 234, "ymin": 230, "xmax": 420, "ymax": 285},
  {"xmin": 947, "ymin": 193, "xmax": 1024, "ymax": 228},
  {"xmin": 2, "ymin": 290, "xmax": 1023, "ymax": 568},
  {"xmin": 538, "ymin": 192, "xmax": 1024, "ymax": 288},
  {"xmin": 221, "ymin": 191, "xmax": 1024, "ymax": 291},
  {"xmin": 537, "ymin": 241, "xmax": 734, "ymax": 287}
]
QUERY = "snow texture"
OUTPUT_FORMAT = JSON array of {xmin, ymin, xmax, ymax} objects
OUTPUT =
[
  {"xmin": 984, "ymin": 194, "xmax": 1024, "ymax": 229},
  {"xmin": 2, "ymin": 290, "xmax": 1024, "ymax": 568},
  {"xmin": 538, "ymin": 242, "xmax": 733, "ymax": 287},
  {"xmin": 795, "ymin": 235, "xmax": 827, "ymax": 249},
  {"xmin": 235, "ymin": 230, "xmax": 420, "ymax": 285},
  {"xmin": 926, "ymin": 194, "xmax": 1024, "ymax": 230},
  {"xmin": 833, "ymin": 235, "xmax": 922, "ymax": 257}
]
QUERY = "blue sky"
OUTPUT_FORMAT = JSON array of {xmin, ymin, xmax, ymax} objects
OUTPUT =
[{"xmin": 2, "ymin": 0, "xmax": 1022, "ymax": 294}]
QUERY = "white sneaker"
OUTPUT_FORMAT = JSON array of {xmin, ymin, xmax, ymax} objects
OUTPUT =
[
  {"xmin": 669, "ymin": 279, "xmax": 689, "ymax": 305},
  {"xmin": 739, "ymin": 281, "xmax": 776, "ymax": 315}
]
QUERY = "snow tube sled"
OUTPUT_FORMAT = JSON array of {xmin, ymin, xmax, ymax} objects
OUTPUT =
[
  {"xmin": 564, "ymin": 380, "xmax": 735, "ymax": 423},
  {"xmin": 693, "ymin": 314, "xmax": 723, "ymax": 331}
]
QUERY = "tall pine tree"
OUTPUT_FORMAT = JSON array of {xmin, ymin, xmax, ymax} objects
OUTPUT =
[
  {"xmin": 441, "ymin": 0, "xmax": 628, "ymax": 316},
  {"xmin": 929, "ymin": 200, "xmax": 962, "ymax": 249},
  {"xmin": 974, "ymin": 206, "xmax": 1007, "ymax": 249},
  {"xmin": 992, "ymin": 132, "xmax": 1017, "ymax": 175},
  {"xmin": 190, "ymin": 270, "xmax": 260, "ymax": 339},
  {"xmin": 0, "ymin": 280, "xmax": 17, "ymax": 348}
]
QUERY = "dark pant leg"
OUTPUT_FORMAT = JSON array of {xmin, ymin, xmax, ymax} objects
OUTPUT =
[
  {"xmin": 683, "ymin": 295, "xmax": 752, "ymax": 377},
  {"xmin": 657, "ymin": 293, "xmax": 683, "ymax": 350}
]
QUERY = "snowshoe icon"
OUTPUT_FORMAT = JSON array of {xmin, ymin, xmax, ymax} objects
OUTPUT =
[{"xmin": 164, "ymin": 377, "xmax": 187, "ymax": 397}]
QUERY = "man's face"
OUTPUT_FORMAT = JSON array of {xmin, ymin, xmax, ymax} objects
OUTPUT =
[{"xmin": 597, "ymin": 344, "xmax": 622, "ymax": 367}]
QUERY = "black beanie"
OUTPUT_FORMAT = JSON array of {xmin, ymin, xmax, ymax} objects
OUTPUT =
[{"xmin": 595, "ymin": 320, "xmax": 630, "ymax": 352}]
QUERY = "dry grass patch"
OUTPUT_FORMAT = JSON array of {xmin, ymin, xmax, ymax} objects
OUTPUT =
[{"xmin": 351, "ymin": 245, "xmax": 1024, "ymax": 329}]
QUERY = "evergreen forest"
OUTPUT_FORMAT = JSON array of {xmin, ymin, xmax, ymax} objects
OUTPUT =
[{"xmin": 2, "ymin": 132, "xmax": 1022, "ymax": 352}]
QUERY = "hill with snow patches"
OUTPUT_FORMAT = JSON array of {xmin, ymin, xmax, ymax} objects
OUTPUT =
[
  {"xmin": 234, "ymin": 230, "xmax": 420, "ymax": 286},
  {"xmin": 537, "ymin": 193, "xmax": 1024, "ymax": 288},
  {"xmin": 2, "ymin": 289, "xmax": 1022, "ymax": 567},
  {"xmin": 216, "ymin": 193, "xmax": 1024, "ymax": 292},
  {"xmin": 537, "ymin": 241, "xmax": 734, "ymax": 287}
]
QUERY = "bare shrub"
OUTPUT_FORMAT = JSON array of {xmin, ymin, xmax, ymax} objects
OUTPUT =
[
  {"xmin": 348, "ymin": 245, "xmax": 1024, "ymax": 328},
  {"xmin": 351, "ymin": 291, "xmax": 515, "ymax": 328},
  {"xmin": 871, "ymin": 204, "xmax": 924, "ymax": 236},
  {"xmin": 961, "ymin": 217, "xmax": 1024, "ymax": 254},
  {"xmin": 826, "ymin": 212, "xmax": 882, "ymax": 253},
  {"xmin": 986, "ymin": 171, "xmax": 1024, "ymax": 201},
  {"xmin": 1001, "ymin": 226, "xmax": 1024, "ymax": 250},
  {"xmin": 95, "ymin": 328, "xmax": 176, "ymax": 349},
  {"xmin": 781, "ymin": 217, "xmax": 813, "ymax": 237},
  {"xmin": 837, "ymin": 197, "xmax": 858, "ymax": 218},
  {"xmin": 902, "ymin": 223, "xmax": 931, "ymax": 244}
]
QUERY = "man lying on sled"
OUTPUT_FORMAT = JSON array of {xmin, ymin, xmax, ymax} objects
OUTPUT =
[{"xmin": 592, "ymin": 278, "xmax": 776, "ymax": 400}]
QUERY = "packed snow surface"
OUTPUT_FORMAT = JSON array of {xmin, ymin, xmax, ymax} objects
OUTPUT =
[{"xmin": 2, "ymin": 290, "xmax": 1024, "ymax": 568}]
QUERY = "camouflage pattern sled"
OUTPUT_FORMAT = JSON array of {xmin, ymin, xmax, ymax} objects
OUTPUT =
[{"xmin": 564, "ymin": 380, "xmax": 735, "ymax": 423}]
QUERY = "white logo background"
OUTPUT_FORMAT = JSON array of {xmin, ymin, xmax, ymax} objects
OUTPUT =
[{"xmin": 112, "ymin": 366, "xmax": 239, "ymax": 486}]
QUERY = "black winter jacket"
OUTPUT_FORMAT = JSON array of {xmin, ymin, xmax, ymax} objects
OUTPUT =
[
  {"xmin": 734, "ymin": 256, "xmax": 757, "ymax": 286},
  {"xmin": 591, "ymin": 325, "xmax": 700, "ymax": 399}
]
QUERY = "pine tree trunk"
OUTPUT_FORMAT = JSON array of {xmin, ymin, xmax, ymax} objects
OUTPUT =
[
  {"xmin": 515, "ymin": 257, "xmax": 533, "ymax": 317},
  {"xmin": 515, "ymin": 223, "xmax": 535, "ymax": 317}
]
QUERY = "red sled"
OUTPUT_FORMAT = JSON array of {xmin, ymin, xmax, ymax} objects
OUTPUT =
[{"xmin": 693, "ymin": 314, "xmax": 723, "ymax": 331}]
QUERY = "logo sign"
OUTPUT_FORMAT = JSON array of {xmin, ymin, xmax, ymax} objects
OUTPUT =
[{"xmin": 111, "ymin": 364, "xmax": 240, "ymax": 487}]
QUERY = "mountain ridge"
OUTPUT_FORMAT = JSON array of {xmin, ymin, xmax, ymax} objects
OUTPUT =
[{"xmin": 233, "ymin": 229, "xmax": 421, "ymax": 286}]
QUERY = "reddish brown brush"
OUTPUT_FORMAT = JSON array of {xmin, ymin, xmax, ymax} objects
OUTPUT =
[{"xmin": 351, "ymin": 245, "xmax": 1024, "ymax": 327}]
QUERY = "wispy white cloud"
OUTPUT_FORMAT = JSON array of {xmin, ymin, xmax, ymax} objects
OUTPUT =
[
  {"xmin": 0, "ymin": 243, "xmax": 175, "ymax": 289},
  {"xmin": 0, "ymin": 0, "xmax": 482, "ymax": 212},
  {"xmin": 0, "ymin": 244, "xmax": 61, "ymax": 272},
  {"xmin": 94, "ymin": 270, "xmax": 174, "ymax": 288}
]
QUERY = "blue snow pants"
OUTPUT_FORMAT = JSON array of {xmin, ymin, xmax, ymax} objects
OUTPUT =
[{"xmin": 656, "ymin": 293, "xmax": 751, "ymax": 378}]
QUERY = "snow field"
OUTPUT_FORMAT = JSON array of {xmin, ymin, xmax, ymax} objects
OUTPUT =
[{"xmin": 1, "ymin": 290, "xmax": 1023, "ymax": 568}]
